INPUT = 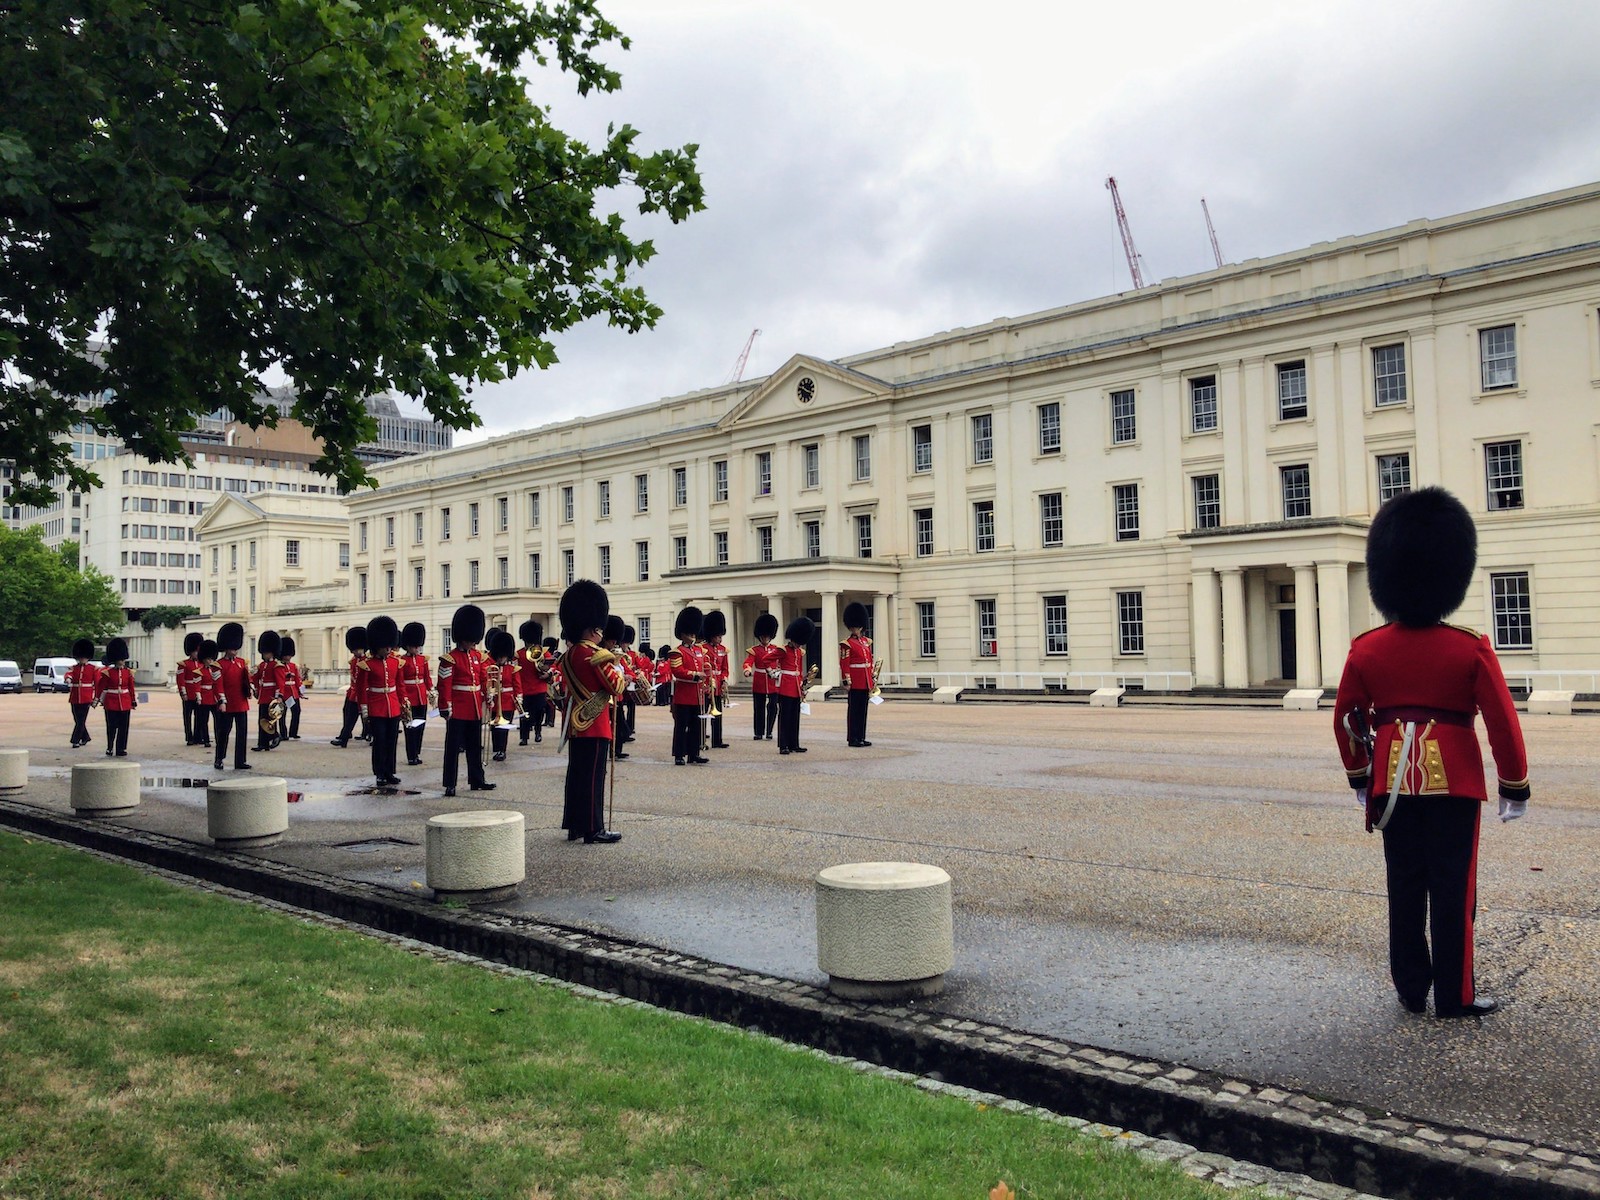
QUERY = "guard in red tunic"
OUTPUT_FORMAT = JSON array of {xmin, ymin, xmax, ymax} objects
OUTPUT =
[
  {"xmin": 179, "ymin": 631, "xmax": 205, "ymax": 745},
  {"xmin": 619, "ymin": 624, "xmax": 643, "ymax": 746},
  {"xmin": 743, "ymin": 613, "xmax": 782, "ymax": 740},
  {"xmin": 280, "ymin": 636, "xmax": 304, "ymax": 741},
  {"xmin": 400, "ymin": 622, "xmax": 432, "ymax": 766},
  {"xmin": 66, "ymin": 638, "xmax": 101, "ymax": 749},
  {"xmin": 363, "ymin": 616, "xmax": 405, "ymax": 787},
  {"xmin": 701, "ymin": 610, "xmax": 731, "ymax": 749},
  {"xmin": 840, "ymin": 601, "xmax": 876, "ymax": 747},
  {"xmin": 600, "ymin": 616, "xmax": 632, "ymax": 762},
  {"xmin": 437, "ymin": 604, "xmax": 494, "ymax": 798},
  {"xmin": 775, "ymin": 615, "xmax": 814, "ymax": 756},
  {"xmin": 668, "ymin": 606, "xmax": 707, "ymax": 766},
  {"xmin": 486, "ymin": 628, "xmax": 519, "ymax": 763},
  {"xmin": 330, "ymin": 626, "xmax": 370, "ymax": 747},
  {"xmin": 515, "ymin": 620, "xmax": 548, "ymax": 745},
  {"xmin": 196, "ymin": 639, "xmax": 221, "ymax": 739},
  {"xmin": 94, "ymin": 637, "xmax": 137, "ymax": 756},
  {"xmin": 213, "ymin": 622, "xmax": 253, "ymax": 771},
  {"xmin": 557, "ymin": 579, "xmax": 627, "ymax": 843},
  {"xmin": 1333, "ymin": 487, "xmax": 1530, "ymax": 1019},
  {"xmin": 251, "ymin": 631, "xmax": 288, "ymax": 751}
]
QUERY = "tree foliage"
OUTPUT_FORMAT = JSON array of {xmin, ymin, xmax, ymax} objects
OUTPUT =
[
  {"xmin": 0, "ymin": 529, "xmax": 125, "ymax": 663},
  {"xmin": 139, "ymin": 604, "xmax": 200, "ymax": 632},
  {"xmin": 0, "ymin": 0, "xmax": 704, "ymax": 508}
]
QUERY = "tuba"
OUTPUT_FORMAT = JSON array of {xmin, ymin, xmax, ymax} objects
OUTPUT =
[{"xmin": 259, "ymin": 697, "xmax": 286, "ymax": 749}]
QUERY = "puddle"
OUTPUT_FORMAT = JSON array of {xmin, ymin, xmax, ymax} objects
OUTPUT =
[
  {"xmin": 333, "ymin": 837, "xmax": 420, "ymax": 853},
  {"xmin": 344, "ymin": 786, "xmax": 425, "ymax": 797},
  {"xmin": 140, "ymin": 776, "xmax": 210, "ymax": 788}
]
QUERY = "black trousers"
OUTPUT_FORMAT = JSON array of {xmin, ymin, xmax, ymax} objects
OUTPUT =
[
  {"xmin": 369, "ymin": 714, "xmax": 401, "ymax": 781},
  {"xmin": 336, "ymin": 699, "xmax": 370, "ymax": 743},
  {"xmin": 751, "ymin": 693, "xmax": 778, "ymax": 738},
  {"xmin": 671, "ymin": 703, "xmax": 700, "ymax": 760},
  {"xmin": 492, "ymin": 723, "xmax": 510, "ymax": 756},
  {"xmin": 103, "ymin": 709, "xmax": 130, "ymax": 755},
  {"xmin": 562, "ymin": 737, "xmax": 609, "ymax": 837},
  {"xmin": 518, "ymin": 695, "xmax": 545, "ymax": 742},
  {"xmin": 182, "ymin": 697, "xmax": 200, "ymax": 744},
  {"xmin": 846, "ymin": 689, "xmax": 870, "ymax": 743},
  {"xmin": 776, "ymin": 695, "xmax": 802, "ymax": 752},
  {"xmin": 286, "ymin": 697, "xmax": 301, "ymax": 739},
  {"xmin": 254, "ymin": 702, "xmax": 280, "ymax": 749},
  {"xmin": 442, "ymin": 716, "xmax": 487, "ymax": 790},
  {"xmin": 622, "ymin": 698, "xmax": 637, "ymax": 741},
  {"xmin": 70, "ymin": 702, "xmax": 92, "ymax": 746},
  {"xmin": 214, "ymin": 710, "xmax": 248, "ymax": 768},
  {"xmin": 1382, "ymin": 795, "xmax": 1483, "ymax": 1014},
  {"xmin": 404, "ymin": 716, "xmax": 427, "ymax": 762}
]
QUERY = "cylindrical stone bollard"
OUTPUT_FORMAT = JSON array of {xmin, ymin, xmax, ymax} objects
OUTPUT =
[
  {"xmin": 70, "ymin": 760, "xmax": 141, "ymax": 816},
  {"xmin": 0, "ymin": 748, "xmax": 27, "ymax": 792},
  {"xmin": 816, "ymin": 861, "xmax": 954, "ymax": 1000},
  {"xmin": 206, "ymin": 776, "xmax": 289, "ymax": 849},
  {"xmin": 425, "ymin": 811, "xmax": 526, "ymax": 903}
]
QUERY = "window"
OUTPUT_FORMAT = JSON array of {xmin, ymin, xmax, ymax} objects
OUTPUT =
[
  {"xmin": 672, "ymin": 466, "xmax": 687, "ymax": 508},
  {"xmin": 803, "ymin": 443, "xmax": 820, "ymax": 488},
  {"xmin": 562, "ymin": 548, "xmax": 575, "ymax": 585},
  {"xmin": 469, "ymin": 560, "xmax": 480, "ymax": 592},
  {"xmin": 1038, "ymin": 402, "xmax": 1061, "ymax": 454},
  {"xmin": 1373, "ymin": 343, "xmax": 1407, "ymax": 407},
  {"xmin": 1044, "ymin": 594, "xmax": 1069, "ymax": 656},
  {"xmin": 637, "ymin": 617, "xmax": 651, "ymax": 645},
  {"xmin": 1117, "ymin": 591, "xmax": 1145, "ymax": 655},
  {"xmin": 469, "ymin": 502, "xmax": 480, "ymax": 536},
  {"xmin": 673, "ymin": 535, "xmax": 688, "ymax": 570},
  {"xmin": 1188, "ymin": 474, "xmax": 1221, "ymax": 531},
  {"xmin": 971, "ymin": 413, "xmax": 993, "ymax": 464},
  {"xmin": 528, "ymin": 553, "xmax": 541, "ymax": 588},
  {"xmin": 636, "ymin": 540, "xmax": 649, "ymax": 581},
  {"xmin": 912, "ymin": 424, "xmax": 933, "ymax": 473},
  {"xmin": 358, "ymin": 573, "xmax": 368, "ymax": 605},
  {"xmin": 528, "ymin": 491, "xmax": 542, "ymax": 528},
  {"xmin": 497, "ymin": 556, "xmax": 508, "ymax": 589},
  {"xmin": 248, "ymin": 585, "xmax": 256, "ymax": 610},
  {"xmin": 385, "ymin": 569, "xmax": 395, "ymax": 602},
  {"xmin": 441, "ymin": 563, "xmax": 451, "ymax": 598},
  {"xmin": 441, "ymin": 507, "xmax": 451, "ymax": 540},
  {"xmin": 1276, "ymin": 360, "xmax": 1308, "ymax": 420},
  {"xmin": 414, "ymin": 564, "xmax": 424, "ymax": 599},
  {"xmin": 804, "ymin": 520, "xmax": 821, "ymax": 558},
  {"xmin": 914, "ymin": 508, "xmax": 933, "ymax": 557},
  {"xmin": 1281, "ymin": 464, "xmax": 1312, "ymax": 519},
  {"xmin": 1491, "ymin": 572, "xmax": 1532, "ymax": 650},
  {"xmin": 561, "ymin": 486, "xmax": 574, "ymax": 523},
  {"xmin": 855, "ymin": 513, "xmax": 872, "ymax": 558},
  {"xmin": 1189, "ymin": 375, "xmax": 1218, "ymax": 433},
  {"xmin": 758, "ymin": 526, "xmax": 774, "ymax": 563},
  {"xmin": 976, "ymin": 599, "xmax": 997, "ymax": 658},
  {"xmin": 414, "ymin": 510, "xmax": 424, "ymax": 543},
  {"xmin": 635, "ymin": 473, "xmax": 649, "ymax": 513},
  {"xmin": 497, "ymin": 496, "xmax": 508, "ymax": 532},
  {"xmin": 756, "ymin": 451, "xmax": 773, "ymax": 496},
  {"xmin": 713, "ymin": 460, "xmax": 729, "ymax": 502},
  {"xmin": 1480, "ymin": 324, "xmax": 1518, "ymax": 391},
  {"xmin": 385, "ymin": 515, "xmax": 395, "ymax": 547},
  {"xmin": 1110, "ymin": 389, "xmax": 1136, "ymax": 444},
  {"xmin": 599, "ymin": 545, "xmax": 612, "ymax": 584},
  {"xmin": 1377, "ymin": 453, "xmax": 1411, "ymax": 503},
  {"xmin": 598, "ymin": 480, "xmax": 611, "ymax": 518},
  {"xmin": 917, "ymin": 601, "xmax": 937, "ymax": 657},
  {"xmin": 358, "ymin": 521, "xmax": 369, "ymax": 551},
  {"xmin": 715, "ymin": 530, "xmax": 729, "ymax": 566},
  {"xmin": 285, "ymin": 539, "xmax": 300, "ymax": 567},
  {"xmin": 211, "ymin": 546, "xmax": 220, "ymax": 573},
  {"xmin": 1113, "ymin": 483, "xmax": 1139, "ymax": 541},
  {"xmin": 853, "ymin": 434, "xmax": 871, "ymax": 481},
  {"xmin": 338, "ymin": 542, "xmax": 350, "ymax": 569},
  {"xmin": 1485, "ymin": 440, "xmax": 1524, "ymax": 510},
  {"xmin": 974, "ymin": 501, "xmax": 995, "ymax": 552},
  {"xmin": 1040, "ymin": 492, "xmax": 1064, "ymax": 547}
]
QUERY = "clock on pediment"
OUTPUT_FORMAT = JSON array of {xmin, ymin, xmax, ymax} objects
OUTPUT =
[{"xmin": 796, "ymin": 376, "xmax": 816, "ymax": 404}]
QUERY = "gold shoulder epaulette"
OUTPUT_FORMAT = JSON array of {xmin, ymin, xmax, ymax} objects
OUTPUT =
[{"xmin": 1444, "ymin": 622, "xmax": 1483, "ymax": 639}]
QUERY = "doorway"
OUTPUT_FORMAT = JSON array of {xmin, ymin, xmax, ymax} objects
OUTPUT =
[{"xmin": 1277, "ymin": 609, "xmax": 1296, "ymax": 682}]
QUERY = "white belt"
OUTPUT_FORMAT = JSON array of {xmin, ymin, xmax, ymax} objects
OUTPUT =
[{"xmin": 369, "ymin": 686, "xmax": 395, "ymax": 693}]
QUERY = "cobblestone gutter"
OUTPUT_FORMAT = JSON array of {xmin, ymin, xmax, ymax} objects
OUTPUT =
[{"xmin": 4, "ymin": 798, "xmax": 1596, "ymax": 1200}]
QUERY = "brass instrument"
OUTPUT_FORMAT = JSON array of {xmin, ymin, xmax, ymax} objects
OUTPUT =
[
  {"xmin": 259, "ymin": 697, "xmax": 286, "ymax": 750},
  {"xmin": 485, "ymin": 662, "xmax": 513, "ymax": 730},
  {"xmin": 869, "ymin": 657, "xmax": 884, "ymax": 699}
]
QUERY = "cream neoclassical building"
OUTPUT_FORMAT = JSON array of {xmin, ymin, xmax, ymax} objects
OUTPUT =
[{"xmin": 249, "ymin": 181, "xmax": 1600, "ymax": 693}]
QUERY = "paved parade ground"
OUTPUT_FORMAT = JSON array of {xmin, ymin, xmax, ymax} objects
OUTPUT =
[{"xmin": 4, "ymin": 688, "xmax": 1598, "ymax": 1162}]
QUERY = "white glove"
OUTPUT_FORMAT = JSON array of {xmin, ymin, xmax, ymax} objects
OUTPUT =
[
  {"xmin": 1354, "ymin": 786, "xmax": 1368, "ymax": 810},
  {"xmin": 1498, "ymin": 797, "xmax": 1527, "ymax": 822}
]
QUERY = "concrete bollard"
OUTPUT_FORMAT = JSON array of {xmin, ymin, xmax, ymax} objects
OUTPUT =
[
  {"xmin": 70, "ymin": 760, "xmax": 141, "ymax": 816},
  {"xmin": 816, "ymin": 861, "xmax": 954, "ymax": 1000},
  {"xmin": 0, "ymin": 748, "xmax": 27, "ymax": 792},
  {"xmin": 425, "ymin": 811, "xmax": 525, "ymax": 903},
  {"xmin": 1089, "ymin": 686, "xmax": 1125, "ymax": 707},
  {"xmin": 207, "ymin": 776, "xmax": 289, "ymax": 849}
]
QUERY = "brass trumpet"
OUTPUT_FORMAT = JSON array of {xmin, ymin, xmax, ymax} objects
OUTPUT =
[{"xmin": 869, "ymin": 657, "xmax": 883, "ymax": 699}]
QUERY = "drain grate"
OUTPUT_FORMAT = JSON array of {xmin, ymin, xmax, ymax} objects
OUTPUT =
[
  {"xmin": 140, "ymin": 776, "xmax": 211, "ymax": 788},
  {"xmin": 331, "ymin": 837, "xmax": 420, "ymax": 854},
  {"xmin": 345, "ymin": 786, "xmax": 424, "ymax": 797}
]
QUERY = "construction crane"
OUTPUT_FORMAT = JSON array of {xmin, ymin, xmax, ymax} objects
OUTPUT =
[
  {"xmin": 726, "ymin": 328, "xmax": 761, "ymax": 384},
  {"xmin": 1105, "ymin": 176, "xmax": 1147, "ymax": 290},
  {"xmin": 1201, "ymin": 197, "xmax": 1225, "ymax": 269}
]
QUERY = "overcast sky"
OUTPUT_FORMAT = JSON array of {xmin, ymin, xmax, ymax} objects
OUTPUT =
[{"xmin": 425, "ymin": 0, "xmax": 1600, "ymax": 443}]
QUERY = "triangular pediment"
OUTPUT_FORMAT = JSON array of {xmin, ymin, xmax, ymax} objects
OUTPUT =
[
  {"xmin": 191, "ymin": 491, "xmax": 266, "ymax": 536},
  {"xmin": 719, "ymin": 355, "xmax": 890, "ymax": 428}
]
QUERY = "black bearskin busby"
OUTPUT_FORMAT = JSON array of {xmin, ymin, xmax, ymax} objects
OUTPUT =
[
  {"xmin": 451, "ymin": 603, "xmax": 487, "ymax": 646},
  {"xmin": 487, "ymin": 628, "xmax": 516, "ymax": 660},
  {"xmin": 603, "ymin": 614, "xmax": 627, "ymax": 645},
  {"xmin": 183, "ymin": 631, "xmax": 203, "ymax": 655},
  {"xmin": 279, "ymin": 636, "xmax": 297, "ymax": 660},
  {"xmin": 639, "ymin": 643, "xmax": 655, "ymax": 660},
  {"xmin": 72, "ymin": 637, "xmax": 95, "ymax": 660},
  {"xmin": 1366, "ymin": 486, "xmax": 1477, "ymax": 628},
  {"xmin": 401, "ymin": 622, "xmax": 427, "ymax": 650},
  {"xmin": 701, "ymin": 609, "xmax": 726, "ymax": 639},
  {"xmin": 104, "ymin": 637, "xmax": 129, "ymax": 664},
  {"xmin": 257, "ymin": 630, "xmax": 281, "ymax": 658},
  {"xmin": 842, "ymin": 601, "xmax": 868, "ymax": 630},
  {"xmin": 198, "ymin": 639, "xmax": 219, "ymax": 662},
  {"xmin": 674, "ymin": 605, "xmax": 703, "ymax": 641},
  {"xmin": 366, "ymin": 615, "xmax": 399, "ymax": 652},
  {"xmin": 344, "ymin": 626, "xmax": 368, "ymax": 654},
  {"xmin": 559, "ymin": 579, "xmax": 609, "ymax": 643},
  {"xmin": 542, "ymin": 637, "xmax": 558, "ymax": 653},
  {"xmin": 623, "ymin": 624, "xmax": 636, "ymax": 646},
  {"xmin": 784, "ymin": 615, "xmax": 815, "ymax": 645},
  {"xmin": 518, "ymin": 619, "xmax": 543, "ymax": 647},
  {"xmin": 754, "ymin": 612, "xmax": 780, "ymax": 640},
  {"xmin": 218, "ymin": 622, "xmax": 245, "ymax": 652}
]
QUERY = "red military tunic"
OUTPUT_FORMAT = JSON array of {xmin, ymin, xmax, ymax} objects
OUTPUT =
[
  {"xmin": 516, "ymin": 646, "xmax": 547, "ymax": 698},
  {"xmin": 363, "ymin": 654, "xmax": 405, "ymax": 719},
  {"xmin": 438, "ymin": 648, "xmax": 489, "ymax": 721},
  {"xmin": 775, "ymin": 644, "xmax": 807, "ymax": 699},
  {"xmin": 707, "ymin": 643, "xmax": 729, "ymax": 699},
  {"xmin": 252, "ymin": 659, "xmax": 287, "ymax": 705},
  {"xmin": 282, "ymin": 659, "xmax": 303, "ymax": 703},
  {"xmin": 94, "ymin": 665, "xmax": 134, "ymax": 711},
  {"xmin": 558, "ymin": 641, "xmax": 627, "ymax": 740},
  {"xmin": 216, "ymin": 656, "xmax": 253, "ymax": 714},
  {"xmin": 344, "ymin": 654, "xmax": 366, "ymax": 703},
  {"xmin": 744, "ymin": 642, "xmax": 782, "ymax": 695},
  {"xmin": 667, "ymin": 640, "xmax": 704, "ymax": 706},
  {"xmin": 497, "ymin": 660, "xmax": 520, "ymax": 719},
  {"xmin": 197, "ymin": 662, "xmax": 221, "ymax": 707},
  {"xmin": 400, "ymin": 652, "xmax": 432, "ymax": 713},
  {"xmin": 178, "ymin": 656, "xmax": 202, "ymax": 702},
  {"xmin": 67, "ymin": 661, "xmax": 101, "ymax": 706},
  {"xmin": 840, "ymin": 634, "xmax": 874, "ymax": 691}
]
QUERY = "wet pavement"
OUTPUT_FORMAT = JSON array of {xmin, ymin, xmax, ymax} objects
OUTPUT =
[{"xmin": 4, "ymin": 689, "xmax": 1597, "ymax": 1157}]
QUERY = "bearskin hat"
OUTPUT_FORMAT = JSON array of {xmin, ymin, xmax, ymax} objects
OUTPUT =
[
  {"xmin": 72, "ymin": 637, "xmax": 95, "ymax": 660},
  {"xmin": 518, "ymin": 619, "xmax": 542, "ymax": 647},
  {"xmin": 218, "ymin": 622, "xmax": 245, "ymax": 652},
  {"xmin": 603, "ymin": 614, "xmax": 627, "ymax": 645},
  {"xmin": 702, "ymin": 609, "xmax": 727, "ymax": 639},
  {"xmin": 559, "ymin": 579, "xmax": 610, "ymax": 643},
  {"xmin": 344, "ymin": 625, "xmax": 368, "ymax": 653},
  {"xmin": 754, "ymin": 612, "xmax": 780, "ymax": 640},
  {"xmin": 257, "ymin": 630, "xmax": 281, "ymax": 658},
  {"xmin": 674, "ymin": 605, "xmax": 704, "ymax": 640},
  {"xmin": 366, "ymin": 615, "xmax": 399, "ymax": 652},
  {"xmin": 104, "ymin": 637, "xmax": 129, "ymax": 664},
  {"xmin": 401, "ymin": 622, "xmax": 426, "ymax": 650},
  {"xmin": 451, "ymin": 603, "xmax": 487, "ymax": 646},
  {"xmin": 785, "ymin": 615, "xmax": 815, "ymax": 645},
  {"xmin": 279, "ymin": 636, "xmax": 297, "ymax": 659},
  {"xmin": 639, "ymin": 643, "xmax": 655, "ymax": 660},
  {"xmin": 542, "ymin": 637, "xmax": 558, "ymax": 653},
  {"xmin": 1366, "ymin": 486, "xmax": 1477, "ymax": 628},
  {"xmin": 623, "ymin": 624, "xmax": 636, "ymax": 645},
  {"xmin": 183, "ymin": 631, "xmax": 203, "ymax": 655},
  {"xmin": 487, "ymin": 628, "xmax": 516, "ymax": 660},
  {"xmin": 842, "ymin": 601, "xmax": 869, "ymax": 630},
  {"xmin": 198, "ymin": 639, "xmax": 219, "ymax": 662}
]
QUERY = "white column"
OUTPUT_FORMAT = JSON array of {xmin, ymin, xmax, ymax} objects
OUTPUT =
[
  {"xmin": 1293, "ymin": 562, "xmax": 1320, "ymax": 687},
  {"xmin": 820, "ymin": 590, "xmax": 841, "ymax": 687},
  {"xmin": 871, "ymin": 593, "xmax": 890, "ymax": 676},
  {"xmin": 766, "ymin": 594, "xmax": 786, "ymax": 630},
  {"xmin": 1191, "ymin": 568, "xmax": 1221, "ymax": 687},
  {"xmin": 1317, "ymin": 560, "xmax": 1352, "ymax": 687},
  {"xmin": 1220, "ymin": 568, "xmax": 1248, "ymax": 689}
]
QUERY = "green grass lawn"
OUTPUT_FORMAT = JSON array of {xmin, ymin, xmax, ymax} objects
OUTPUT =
[{"xmin": 0, "ymin": 832, "xmax": 1253, "ymax": 1199}]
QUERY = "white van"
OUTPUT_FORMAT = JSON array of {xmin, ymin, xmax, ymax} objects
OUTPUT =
[
  {"xmin": 33, "ymin": 657, "xmax": 76, "ymax": 693},
  {"xmin": 0, "ymin": 661, "xmax": 21, "ymax": 694}
]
